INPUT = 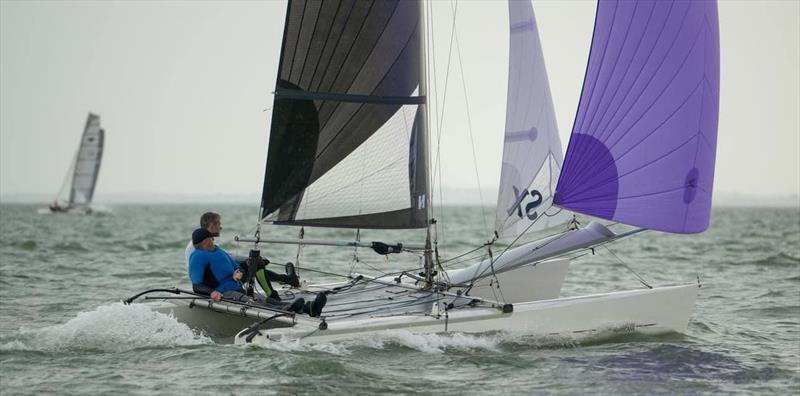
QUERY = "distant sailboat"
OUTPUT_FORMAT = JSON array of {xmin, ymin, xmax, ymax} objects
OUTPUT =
[{"xmin": 50, "ymin": 113, "xmax": 104, "ymax": 214}]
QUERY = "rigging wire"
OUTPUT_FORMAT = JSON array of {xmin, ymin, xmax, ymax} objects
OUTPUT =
[
  {"xmin": 601, "ymin": 245, "xmax": 653, "ymax": 289},
  {"xmin": 348, "ymin": 228, "xmax": 361, "ymax": 276},
  {"xmin": 427, "ymin": 0, "xmax": 446, "ymax": 261},
  {"xmin": 295, "ymin": 226, "xmax": 305, "ymax": 273},
  {"xmin": 54, "ymin": 150, "xmax": 79, "ymax": 204},
  {"xmin": 485, "ymin": 244, "xmax": 507, "ymax": 302},
  {"xmin": 429, "ymin": 0, "xmax": 462, "ymax": 261},
  {"xmin": 451, "ymin": 0, "xmax": 489, "ymax": 233},
  {"xmin": 466, "ymin": 212, "xmax": 572, "ymax": 285},
  {"xmin": 432, "ymin": 0, "xmax": 459, "ymax": 186},
  {"xmin": 440, "ymin": 252, "xmax": 488, "ymax": 269}
]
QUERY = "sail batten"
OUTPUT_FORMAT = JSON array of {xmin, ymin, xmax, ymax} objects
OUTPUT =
[
  {"xmin": 554, "ymin": 0, "xmax": 720, "ymax": 234},
  {"xmin": 276, "ymin": 88, "xmax": 425, "ymax": 104},
  {"xmin": 494, "ymin": 0, "xmax": 571, "ymax": 240},
  {"xmin": 262, "ymin": 0, "xmax": 427, "ymax": 229}
]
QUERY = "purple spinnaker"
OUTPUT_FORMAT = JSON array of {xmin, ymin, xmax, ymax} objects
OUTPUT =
[{"xmin": 554, "ymin": 0, "xmax": 720, "ymax": 234}]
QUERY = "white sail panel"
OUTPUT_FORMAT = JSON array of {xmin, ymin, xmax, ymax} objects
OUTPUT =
[
  {"xmin": 69, "ymin": 114, "xmax": 104, "ymax": 207},
  {"xmin": 496, "ymin": 154, "xmax": 569, "ymax": 239},
  {"xmin": 54, "ymin": 153, "xmax": 77, "ymax": 206},
  {"xmin": 494, "ymin": 0, "xmax": 570, "ymax": 239}
]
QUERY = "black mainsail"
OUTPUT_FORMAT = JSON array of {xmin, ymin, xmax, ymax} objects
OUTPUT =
[{"xmin": 260, "ymin": 0, "xmax": 428, "ymax": 229}]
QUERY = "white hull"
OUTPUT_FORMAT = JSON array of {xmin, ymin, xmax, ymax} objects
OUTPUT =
[
  {"xmin": 152, "ymin": 299, "xmax": 296, "ymax": 339},
  {"xmin": 236, "ymin": 284, "xmax": 699, "ymax": 345},
  {"xmin": 38, "ymin": 206, "xmax": 92, "ymax": 215},
  {"xmin": 150, "ymin": 259, "xmax": 571, "ymax": 338}
]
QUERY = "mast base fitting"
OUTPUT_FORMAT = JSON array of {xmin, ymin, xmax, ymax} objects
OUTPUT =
[
  {"xmin": 502, "ymin": 304, "xmax": 514, "ymax": 313},
  {"xmin": 318, "ymin": 320, "xmax": 328, "ymax": 330}
]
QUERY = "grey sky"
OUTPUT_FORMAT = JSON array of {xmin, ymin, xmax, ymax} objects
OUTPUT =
[{"xmin": 1, "ymin": 0, "xmax": 798, "ymax": 204}]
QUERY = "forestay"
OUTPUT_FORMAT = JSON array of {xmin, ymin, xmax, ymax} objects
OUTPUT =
[
  {"xmin": 494, "ymin": 0, "xmax": 571, "ymax": 240},
  {"xmin": 68, "ymin": 113, "xmax": 104, "ymax": 207},
  {"xmin": 554, "ymin": 0, "xmax": 720, "ymax": 234},
  {"xmin": 261, "ymin": 0, "xmax": 429, "ymax": 229}
]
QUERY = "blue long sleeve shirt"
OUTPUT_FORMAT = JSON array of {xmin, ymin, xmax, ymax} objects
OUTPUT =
[{"xmin": 188, "ymin": 246, "xmax": 243, "ymax": 294}]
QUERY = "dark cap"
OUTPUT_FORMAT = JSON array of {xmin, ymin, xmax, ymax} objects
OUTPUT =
[{"xmin": 192, "ymin": 228, "xmax": 214, "ymax": 245}]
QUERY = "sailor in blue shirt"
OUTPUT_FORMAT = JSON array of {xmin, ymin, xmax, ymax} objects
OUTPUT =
[
  {"xmin": 188, "ymin": 229, "xmax": 245, "ymax": 297},
  {"xmin": 188, "ymin": 228, "xmax": 326, "ymax": 316}
]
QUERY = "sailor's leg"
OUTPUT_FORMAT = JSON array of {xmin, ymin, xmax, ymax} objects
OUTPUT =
[
  {"xmin": 263, "ymin": 269, "xmax": 291, "ymax": 284},
  {"xmin": 254, "ymin": 268, "xmax": 279, "ymax": 299},
  {"xmin": 302, "ymin": 293, "xmax": 327, "ymax": 317},
  {"xmin": 251, "ymin": 293, "xmax": 306, "ymax": 314},
  {"xmin": 258, "ymin": 262, "xmax": 300, "ymax": 287}
]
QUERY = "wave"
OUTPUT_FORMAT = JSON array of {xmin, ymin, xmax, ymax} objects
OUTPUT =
[
  {"xmin": 747, "ymin": 253, "xmax": 800, "ymax": 267},
  {"xmin": 10, "ymin": 240, "xmax": 38, "ymax": 251},
  {"xmin": 733, "ymin": 305, "xmax": 800, "ymax": 319},
  {"xmin": 597, "ymin": 344, "xmax": 794, "ymax": 384},
  {"xmin": 121, "ymin": 240, "xmax": 186, "ymax": 252},
  {"xmin": 52, "ymin": 242, "xmax": 89, "ymax": 252},
  {"xmin": 0, "ymin": 303, "xmax": 210, "ymax": 353},
  {"xmin": 251, "ymin": 323, "xmax": 681, "ymax": 355}
]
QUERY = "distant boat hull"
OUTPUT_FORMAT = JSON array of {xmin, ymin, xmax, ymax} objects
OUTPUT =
[
  {"xmin": 237, "ymin": 284, "xmax": 699, "ymax": 345},
  {"xmin": 47, "ymin": 204, "xmax": 92, "ymax": 214}
]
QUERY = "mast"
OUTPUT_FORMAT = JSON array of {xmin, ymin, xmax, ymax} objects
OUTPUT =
[{"xmin": 420, "ymin": 0, "xmax": 434, "ymax": 288}]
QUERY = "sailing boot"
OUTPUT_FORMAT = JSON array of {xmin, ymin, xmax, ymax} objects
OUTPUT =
[
  {"xmin": 303, "ymin": 293, "xmax": 327, "ymax": 317},
  {"xmin": 285, "ymin": 262, "xmax": 300, "ymax": 288}
]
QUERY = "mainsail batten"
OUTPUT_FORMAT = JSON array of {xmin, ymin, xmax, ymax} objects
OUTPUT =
[
  {"xmin": 554, "ymin": 0, "xmax": 720, "ymax": 234},
  {"xmin": 262, "ymin": 0, "xmax": 428, "ymax": 229}
]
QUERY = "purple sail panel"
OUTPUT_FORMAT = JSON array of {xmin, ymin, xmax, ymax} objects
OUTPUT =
[{"xmin": 554, "ymin": 0, "xmax": 719, "ymax": 234}]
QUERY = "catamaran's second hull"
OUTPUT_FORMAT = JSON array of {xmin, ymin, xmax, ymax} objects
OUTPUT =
[{"xmin": 236, "ymin": 284, "xmax": 699, "ymax": 345}]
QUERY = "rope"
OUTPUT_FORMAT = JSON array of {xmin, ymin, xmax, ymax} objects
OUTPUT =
[{"xmin": 438, "ymin": 240, "xmax": 494, "ymax": 265}]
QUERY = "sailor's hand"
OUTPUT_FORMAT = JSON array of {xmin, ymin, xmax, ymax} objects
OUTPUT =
[
  {"xmin": 210, "ymin": 291, "xmax": 222, "ymax": 301},
  {"xmin": 233, "ymin": 269, "xmax": 243, "ymax": 281}
]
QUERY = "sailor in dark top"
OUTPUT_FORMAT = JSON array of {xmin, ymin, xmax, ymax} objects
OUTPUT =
[
  {"xmin": 188, "ymin": 228, "xmax": 325, "ymax": 317},
  {"xmin": 185, "ymin": 212, "xmax": 301, "ymax": 295}
]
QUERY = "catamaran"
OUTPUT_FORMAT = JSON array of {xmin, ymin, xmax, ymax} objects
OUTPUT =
[
  {"xmin": 49, "ymin": 113, "xmax": 105, "ymax": 214},
  {"xmin": 128, "ymin": 0, "xmax": 719, "ymax": 345}
]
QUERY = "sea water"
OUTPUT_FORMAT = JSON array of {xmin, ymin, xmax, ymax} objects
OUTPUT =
[{"xmin": 0, "ymin": 204, "xmax": 798, "ymax": 394}]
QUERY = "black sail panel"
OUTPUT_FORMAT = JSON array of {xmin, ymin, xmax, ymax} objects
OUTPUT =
[
  {"xmin": 262, "ymin": 80, "xmax": 320, "ymax": 217},
  {"xmin": 261, "ymin": 0, "xmax": 428, "ymax": 229}
]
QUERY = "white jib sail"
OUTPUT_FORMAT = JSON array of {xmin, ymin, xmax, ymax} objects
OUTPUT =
[{"xmin": 494, "ymin": 0, "xmax": 571, "ymax": 239}]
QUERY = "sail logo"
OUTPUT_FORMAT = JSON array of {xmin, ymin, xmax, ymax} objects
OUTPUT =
[{"xmin": 506, "ymin": 186, "xmax": 542, "ymax": 220}]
